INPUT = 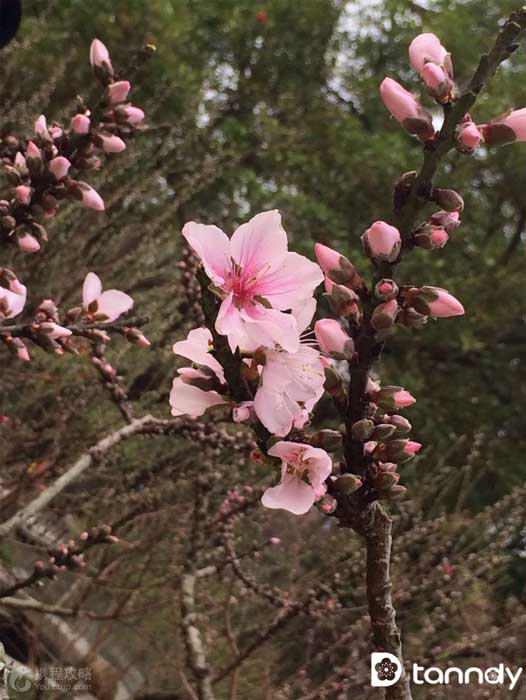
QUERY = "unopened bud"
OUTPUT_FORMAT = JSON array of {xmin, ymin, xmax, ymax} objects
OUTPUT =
[
  {"xmin": 374, "ymin": 279, "xmax": 398, "ymax": 301},
  {"xmin": 351, "ymin": 418, "xmax": 374, "ymax": 441},
  {"xmin": 371, "ymin": 424, "xmax": 397, "ymax": 441},
  {"xmin": 432, "ymin": 188, "xmax": 464, "ymax": 212},
  {"xmin": 335, "ymin": 473, "xmax": 362, "ymax": 494},
  {"xmin": 309, "ymin": 429, "xmax": 343, "ymax": 451},
  {"xmin": 371, "ymin": 299, "xmax": 399, "ymax": 331}
]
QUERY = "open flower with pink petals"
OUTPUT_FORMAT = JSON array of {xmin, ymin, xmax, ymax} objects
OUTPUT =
[
  {"xmin": 262, "ymin": 441, "xmax": 332, "ymax": 515},
  {"xmin": 82, "ymin": 272, "xmax": 133, "ymax": 322},
  {"xmin": 252, "ymin": 299, "xmax": 325, "ymax": 437},
  {"xmin": 170, "ymin": 327, "xmax": 229, "ymax": 418},
  {"xmin": 182, "ymin": 210, "xmax": 323, "ymax": 353}
]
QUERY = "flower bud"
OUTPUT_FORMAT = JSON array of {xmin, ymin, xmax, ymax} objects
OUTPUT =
[
  {"xmin": 15, "ymin": 185, "xmax": 31, "ymax": 205},
  {"xmin": 457, "ymin": 121, "xmax": 482, "ymax": 150},
  {"xmin": 374, "ymin": 470, "xmax": 401, "ymax": 490},
  {"xmin": 324, "ymin": 277, "xmax": 361, "ymax": 319},
  {"xmin": 90, "ymin": 39, "xmax": 114, "ymax": 81},
  {"xmin": 407, "ymin": 286, "xmax": 464, "ymax": 317},
  {"xmin": 309, "ymin": 429, "xmax": 343, "ymax": 451},
  {"xmin": 34, "ymin": 115, "xmax": 52, "ymax": 143},
  {"xmin": 481, "ymin": 108, "xmax": 526, "ymax": 145},
  {"xmin": 362, "ymin": 221, "xmax": 401, "ymax": 262},
  {"xmin": 115, "ymin": 105, "xmax": 145, "ymax": 125},
  {"xmin": 381, "ymin": 439, "xmax": 422, "ymax": 463},
  {"xmin": 374, "ymin": 279, "xmax": 398, "ymax": 301},
  {"xmin": 371, "ymin": 424, "xmax": 397, "ymax": 441},
  {"xmin": 323, "ymin": 365, "xmax": 345, "ymax": 399},
  {"xmin": 49, "ymin": 156, "xmax": 71, "ymax": 181},
  {"xmin": 432, "ymin": 188, "xmax": 464, "ymax": 212},
  {"xmin": 314, "ymin": 243, "xmax": 361, "ymax": 289},
  {"xmin": 72, "ymin": 181, "xmax": 105, "ymax": 211},
  {"xmin": 382, "ymin": 414, "xmax": 412, "ymax": 435},
  {"xmin": 71, "ymin": 114, "xmax": 91, "ymax": 134},
  {"xmin": 315, "ymin": 319, "xmax": 354, "ymax": 359},
  {"xmin": 108, "ymin": 80, "xmax": 131, "ymax": 104},
  {"xmin": 371, "ymin": 299, "xmax": 399, "ymax": 331},
  {"xmin": 96, "ymin": 133, "xmax": 127, "ymax": 153},
  {"xmin": 380, "ymin": 77, "xmax": 434, "ymax": 140},
  {"xmin": 373, "ymin": 386, "xmax": 416, "ymax": 411},
  {"xmin": 351, "ymin": 419, "xmax": 374, "ymax": 441},
  {"xmin": 414, "ymin": 224, "xmax": 449, "ymax": 249},
  {"xmin": 335, "ymin": 473, "xmax": 362, "ymax": 494},
  {"xmin": 16, "ymin": 230, "xmax": 40, "ymax": 252},
  {"xmin": 429, "ymin": 210, "xmax": 461, "ymax": 233},
  {"xmin": 409, "ymin": 33, "xmax": 450, "ymax": 74},
  {"xmin": 124, "ymin": 328, "xmax": 151, "ymax": 347},
  {"xmin": 421, "ymin": 63, "xmax": 453, "ymax": 101}
]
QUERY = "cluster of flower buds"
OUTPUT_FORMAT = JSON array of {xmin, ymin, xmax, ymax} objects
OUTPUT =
[
  {"xmin": 0, "ymin": 270, "xmax": 147, "ymax": 362},
  {"xmin": 413, "ymin": 210, "xmax": 461, "ymax": 250},
  {"xmin": 381, "ymin": 30, "xmax": 526, "ymax": 157},
  {"xmin": 0, "ymin": 38, "xmax": 144, "ymax": 255}
]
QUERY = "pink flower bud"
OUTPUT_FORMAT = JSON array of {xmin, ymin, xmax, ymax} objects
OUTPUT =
[
  {"xmin": 362, "ymin": 221, "xmax": 401, "ymax": 262},
  {"xmin": 233, "ymin": 402, "xmax": 253, "ymax": 423},
  {"xmin": 408, "ymin": 286, "xmax": 464, "ymax": 318},
  {"xmin": 269, "ymin": 537, "xmax": 281, "ymax": 545},
  {"xmin": 17, "ymin": 231, "xmax": 40, "ymax": 252},
  {"xmin": 371, "ymin": 299, "xmax": 399, "ymax": 331},
  {"xmin": 15, "ymin": 185, "xmax": 31, "ymax": 205},
  {"xmin": 108, "ymin": 80, "xmax": 131, "ymax": 104},
  {"xmin": 34, "ymin": 115, "xmax": 51, "ymax": 142},
  {"xmin": 116, "ymin": 105, "xmax": 145, "ymax": 125},
  {"xmin": 429, "ymin": 210, "xmax": 461, "ymax": 233},
  {"xmin": 380, "ymin": 77, "xmax": 419, "ymax": 123},
  {"xmin": 71, "ymin": 114, "xmax": 91, "ymax": 134},
  {"xmin": 374, "ymin": 279, "xmax": 399, "ymax": 301},
  {"xmin": 405, "ymin": 440, "xmax": 422, "ymax": 453},
  {"xmin": 17, "ymin": 343, "xmax": 30, "ymax": 362},
  {"xmin": 409, "ymin": 33, "xmax": 450, "ymax": 75},
  {"xmin": 426, "ymin": 288, "xmax": 464, "ymax": 317},
  {"xmin": 26, "ymin": 141, "xmax": 41, "ymax": 160},
  {"xmin": 314, "ymin": 243, "xmax": 344, "ymax": 274},
  {"xmin": 421, "ymin": 62, "xmax": 450, "ymax": 97},
  {"xmin": 482, "ymin": 108, "xmax": 526, "ymax": 145},
  {"xmin": 458, "ymin": 122, "xmax": 482, "ymax": 149},
  {"xmin": 314, "ymin": 318, "xmax": 354, "ymax": 358},
  {"xmin": 98, "ymin": 133, "xmax": 127, "ymax": 153},
  {"xmin": 90, "ymin": 38, "xmax": 112, "ymax": 70},
  {"xmin": 430, "ymin": 227, "xmax": 449, "ymax": 248},
  {"xmin": 49, "ymin": 156, "xmax": 71, "ymax": 180},
  {"xmin": 78, "ymin": 182, "xmax": 105, "ymax": 211},
  {"xmin": 393, "ymin": 389, "xmax": 416, "ymax": 408},
  {"xmin": 40, "ymin": 322, "xmax": 72, "ymax": 339}
]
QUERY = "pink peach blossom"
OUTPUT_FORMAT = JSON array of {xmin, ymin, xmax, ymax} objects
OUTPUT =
[
  {"xmin": 49, "ymin": 156, "xmax": 71, "ymax": 180},
  {"xmin": 362, "ymin": 221, "xmax": 401, "ymax": 262},
  {"xmin": 40, "ymin": 322, "xmax": 72, "ymax": 339},
  {"xmin": 34, "ymin": 115, "xmax": 52, "ymax": 142},
  {"xmin": 421, "ymin": 62, "xmax": 448, "ymax": 92},
  {"xmin": 170, "ymin": 327, "xmax": 228, "ymax": 418},
  {"xmin": 82, "ymin": 272, "xmax": 133, "ymax": 322},
  {"xmin": 393, "ymin": 389, "xmax": 416, "ymax": 408},
  {"xmin": 262, "ymin": 441, "xmax": 332, "ymax": 515},
  {"xmin": 430, "ymin": 227, "xmax": 449, "ymax": 248},
  {"xmin": 182, "ymin": 210, "xmax": 323, "ymax": 353},
  {"xmin": 253, "ymin": 298, "xmax": 325, "ymax": 436},
  {"xmin": 458, "ymin": 122, "xmax": 482, "ymax": 149},
  {"xmin": 426, "ymin": 288, "xmax": 464, "ymax": 317}
]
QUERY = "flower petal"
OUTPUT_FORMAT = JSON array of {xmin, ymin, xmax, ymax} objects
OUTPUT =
[
  {"xmin": 182, "ymin": 222, "xmax": 231, "ymax": 285},
  {"xmin": 96, "ymin": 290, "xmax": 134, "ymax": 322},
  {"xmin": 173, "ymin": 327, "xmax": 224, "ymax": 379},
  {"xmin": 254, "ymin": 252, "xmax": 323, "ymax": 310},
  {"xmin": 169, "ymin": 376, "xmax": 227, "ymax": 417},
  {"xmin": 262, "ymin": 474, "xmax": 315, "ymax": 515},
  {"xmin": 230, "ymin": 210, "xmax": 287, "ymax": 273},
  {"xmin": 254, "ymin": 386, "xmax": 295, "ymax": 437},
  {"xmin": 82, "ymin": 272, "xmax": 102, "ymax": 307},
  {"xmin": 239, "ymin": 303, "xmax": 300, "ymax": 353}
]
